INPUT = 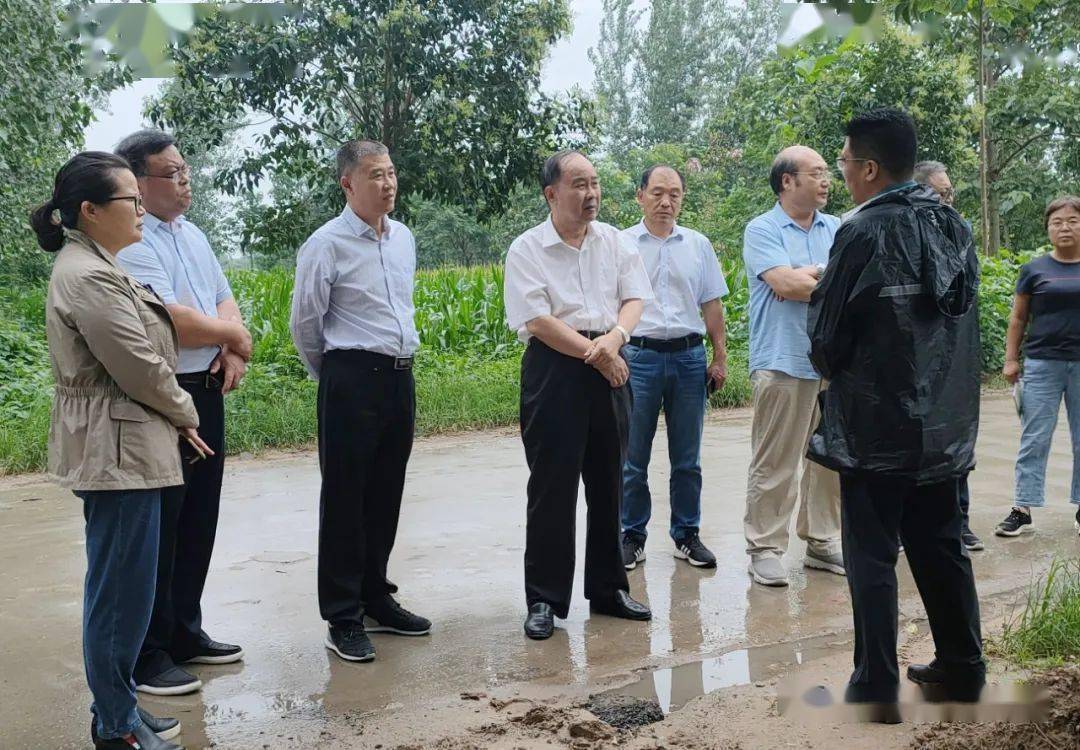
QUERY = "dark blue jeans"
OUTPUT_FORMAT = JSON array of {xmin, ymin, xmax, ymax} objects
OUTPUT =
[
  {"xmin": 621, "ymin": 342, "xmax": 707, "ymax": 543},
  {"xmin": 76, "ymin": 488, "xmax": 161, "ymax": 739}
]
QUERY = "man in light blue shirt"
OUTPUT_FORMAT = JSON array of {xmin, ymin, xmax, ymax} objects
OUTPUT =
[
  {"xmin": 116, "ymin": 130, "xmax": 252, "ymax": 697},
  {"xmin": 290, "ymin": 140, "xmax": 430, "ymax": 664},
  {"xmin": 619, "ymin": 165, "xmax": 729, "ymax": 571},
  {"xmin": 742, "ymin": 145, "xmax": 843, "ymax": 588}
]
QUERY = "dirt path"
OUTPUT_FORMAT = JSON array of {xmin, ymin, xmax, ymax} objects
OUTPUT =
[{"xmin": 1, "ymin": 393, "xmax": 1076, "ymax": 748}]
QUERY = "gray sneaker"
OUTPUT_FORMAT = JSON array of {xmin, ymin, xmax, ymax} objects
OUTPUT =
[
  {"xmin": 748, "ymin": 556, "xmax": 789, "ymax": 586},
  {"xmin": 805, "ymin": 548, "xmax": 846, "ymax": 576}
]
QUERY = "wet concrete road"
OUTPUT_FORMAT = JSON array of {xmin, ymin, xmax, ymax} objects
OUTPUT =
[{"xmin": 1, "ymin": 394, "xmax": 1077, "ymax": 748}]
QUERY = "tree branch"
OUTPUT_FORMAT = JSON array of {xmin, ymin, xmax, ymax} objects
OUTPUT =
[{"xmin": 996, "ymin": 130, "xmax": 1053, "ymax": 173}]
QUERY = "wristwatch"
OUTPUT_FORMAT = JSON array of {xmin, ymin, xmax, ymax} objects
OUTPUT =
[{"xmin": 613, "ymin": 325, "xmax": 630, "ymax": 344}]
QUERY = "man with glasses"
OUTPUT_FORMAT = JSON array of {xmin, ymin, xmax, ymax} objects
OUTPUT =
[
  {"xmin": 810, "ymin": 108, "xmax": 984, "ymax": 718},
  {"xmin": 741, "ymin": 145, "xmax": 844, "ymax": 588},
  {"xmin": 116, "ymin": 129, "xmax": 252, "ymax": 696}
]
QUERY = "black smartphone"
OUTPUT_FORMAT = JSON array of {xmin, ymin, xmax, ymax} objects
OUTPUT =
[{"xmin": 706, "ymin": 374, "xmax": 718, "ymax": 395}]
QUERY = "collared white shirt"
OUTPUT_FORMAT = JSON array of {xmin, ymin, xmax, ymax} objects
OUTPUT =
[
  {"xmin": 290, "ymin": 206, "xmax": 419, "ymax": 380},
  {"xmin": 621, "ymin": 220, "xmax": 728, "ymax": 339},
  {"xmin": 117, "ymin": 213, "xmax": 232, "ymax": 374},
  {"xmin": 504, "ymin": 216, "xmax": 653, "ymax": 343}
]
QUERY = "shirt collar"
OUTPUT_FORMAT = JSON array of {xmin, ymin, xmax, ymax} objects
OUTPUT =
[
  {"xmin": 341, "ymin": 206, "xmax": 393, "ymax": 240},
  {"xmin": 541, "ymin": 214, "xmax": 594, "ymax": 250},
  {"xmin": 142, "ymin": 212, "xmax": 185, "ymax": 234},
  {"xmin": 631, "ymin": 219, "xmax": 684, "ymax": 243},
  {"xmin": 772, "ymin": 202, "xmax": 826, "ymax": 230}
]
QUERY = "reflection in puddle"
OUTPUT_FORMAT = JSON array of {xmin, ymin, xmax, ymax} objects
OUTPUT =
[{"xmin": 602, "ymin": 633, "xmax": 847, "ymax": 714}]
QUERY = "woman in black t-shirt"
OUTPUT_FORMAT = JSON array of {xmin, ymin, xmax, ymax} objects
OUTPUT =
[{"xmin": 997, "ymin": 196, "xmax": 1080, "ymax": 538}]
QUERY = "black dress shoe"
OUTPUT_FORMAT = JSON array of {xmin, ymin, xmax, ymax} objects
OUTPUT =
[
  {"xmin": 907, "ymin": 661, "xmax": 984, "ymax": 703},
  {"xmin": 589, "ymin": 590, "xmax": 651, "ymax": 621},
  {"xmin": 524, "ymin": 603, "xmax": 555, "ymax": 640},
  {"xmin": 179, "ymin": 638, "xmax": 243, "ymax": 665},
  {"xmin": 93, "ymin": 721, "xmax": 183, "ymax": 750},
  {"xmin": 92, "ymin": 708, "xmax": 180, "ymax": 742}
]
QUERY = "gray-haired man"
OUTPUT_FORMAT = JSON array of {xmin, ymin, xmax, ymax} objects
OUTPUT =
[{"xmin": 291, "ymin": 140, "xmax": 430, "ymax": 663}]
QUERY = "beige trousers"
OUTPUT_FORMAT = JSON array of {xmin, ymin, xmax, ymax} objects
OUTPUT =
[{"xmin": 743, "ymin": 370, "xmax": 841, "ymax": 559}]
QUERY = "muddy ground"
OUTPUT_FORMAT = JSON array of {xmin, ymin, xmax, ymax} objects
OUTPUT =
[{"xmin": 1, "ymin": 393, "xmax": 1077, "ymax": 749}]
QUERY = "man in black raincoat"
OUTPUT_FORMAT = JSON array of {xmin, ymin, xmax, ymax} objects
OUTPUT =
[{"xmin": 807, "ymin": 108, "xmax": 985, "ymax": 718}]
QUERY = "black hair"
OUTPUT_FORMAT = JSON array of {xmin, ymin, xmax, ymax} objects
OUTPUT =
[
  {"xmin": 29, "ymin": 151, "xmax": 132, "ymax": 252},
  {"xmin": 540, "ymin": 150, "xmax": 585, "ymax": 192},
  {"xmin": 639, "ymin": 164, "xmax": 686, "ymax": 191},
  {"xmin": 768, "ymin": 155, "xmax": 799, "ymax": 196},
  {"xmin": 336, "ymin": 139, "xmax": 390, "ymax": 180},
  {"xmin": 114, "ymin": 129, "xmax": 177, "ymax": 177},
  {"xmin": 845, "ymin": 108, "xmax": 918, "ymax": 180}
]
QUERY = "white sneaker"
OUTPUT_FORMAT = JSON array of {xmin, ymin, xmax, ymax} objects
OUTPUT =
[
  {"xmin": 748, "ymin": 556, "xmax": 789, "ymax": 586},
  {"xmin": 804, "ymin": 548, "xmax": 846, "ymax": 576}
]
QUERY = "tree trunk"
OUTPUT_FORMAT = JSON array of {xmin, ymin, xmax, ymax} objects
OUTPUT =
[{"xmin": 977, "ymin": 0, "xmax": 992, "ymax": 255}]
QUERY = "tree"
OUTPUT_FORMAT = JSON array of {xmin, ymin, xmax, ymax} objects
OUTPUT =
[
  {"xmin": 634, "ymin": 0, "xmax": 714, "ymax": 146},
  {"xmin": 148, "ymin": 0, "xmax": 590, "ymax": 260},
  {"xmin": 0, "ymin": 0, "xmax": 129, "ymax": 282},
  {"xmin": 704, "ymin": 23, "xmax": 976, "ymax": 250},
  {"xmin": 794, "ymin": 0, "xmax": 1080, "ymax": 253},
  {"xmin": 588, "ymin": 0, "xmax": 643, "ymax": 158}
]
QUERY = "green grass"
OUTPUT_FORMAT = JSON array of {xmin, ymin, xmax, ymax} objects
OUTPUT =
[{"xmin": 995, "ymin": 557, "xmax": 1080, "ymax": 666}]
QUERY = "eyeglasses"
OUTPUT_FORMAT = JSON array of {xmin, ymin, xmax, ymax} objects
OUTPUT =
[
  {"xmin": 1049, "ymin": 218, "xmax": 1080, "ymax": 230},
  {"xmin": 836, "ymin": 157, "xmax": 872, "ymax": 171},
  {"xmin": 793, "ymin": 170, "xmax": 834, "ymax": 183},
  {"xmin": 103, "ymin": 194, "xmax": 143, "ymax": 212},
  {"xmin": 143, "ymin": 164, "xmax": 191, "ymax": 183}
]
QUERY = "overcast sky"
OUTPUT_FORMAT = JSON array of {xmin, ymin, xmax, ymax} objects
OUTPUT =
[{"xmin": 84, "ymin": 1, "xmax": 816, "ymax": 151}]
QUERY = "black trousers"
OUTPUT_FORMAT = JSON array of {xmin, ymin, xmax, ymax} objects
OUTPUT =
[
  {"xmin": 520, "ymin": 340, "xmax": 631, "ymax": 619},
  {"xmin": 840, "ymin": 473, "xmax": 985, "ymax": 703},
  {"xmin": 317, "ymin": 349, "xmax": 414, "ymax": 626},
  {"xmin": 136, "ymin": 373, "xmax": 225, "ymax": 680}
]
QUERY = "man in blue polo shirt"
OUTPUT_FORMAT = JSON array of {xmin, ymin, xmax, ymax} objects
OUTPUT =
[
  {"xmin": 117, "ymin": 130, "xmax": 252, "ymax": 696},
  {"xmin": 742, "ymin": 145, "xmax": 843, "ymax": 588},
  {"xmin": 619, "ymin": 164, "xmax": 729, "ymax": 571}
]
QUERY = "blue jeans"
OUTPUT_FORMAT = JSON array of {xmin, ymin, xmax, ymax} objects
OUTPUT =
[
  {"xmin": 76, "ymin": 489, "xmax": 161, "ymax": 739},
  {"xmin": 1014, "ymin": 358, "xmax": 1080, "ymax": 508},
  {"xmin": 622, "ymin": 342, "xmax": 707, "ymax": 542}
]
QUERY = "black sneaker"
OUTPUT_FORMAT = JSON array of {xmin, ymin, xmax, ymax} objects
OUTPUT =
[
  {"xmin": 179, "ymin": 638, "xmax": 243, "ymax": 665},
  {"xmin": 674, "ymin": 534, "xmax": 717, "ymax": 568},
  {"xmin": 621, "ymin": 534, "xmax": 645, "ymax": 571},
  {"xmin": 961, "ymin": 527, "xmax": 984, "ymax": 551},
  {"xmin": 364, "ymin": 595, "xmax": 431, "ymax": 635},
  {"xmin": 92, "ymin": 722, "xmax": 181, "ymax": 750},
  {"xmin": 325, "ymin": 624, "xmax": 375, "ymax": 662},
  {"xmin": 1075, "ymin": 506, "xmax": 1080, "ymax": 536},
  {"xmin": 995, "ymin": 508, "xmax": 1033, "ymax": 537},
  {"xmin": 135, "ymin": 665, "xmax": 202, "ymax": 696}
]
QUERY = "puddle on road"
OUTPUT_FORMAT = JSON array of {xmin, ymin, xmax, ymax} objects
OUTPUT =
[{"xmin": 597, "ymin": 632, "xmax": 849, "ymax": 715}]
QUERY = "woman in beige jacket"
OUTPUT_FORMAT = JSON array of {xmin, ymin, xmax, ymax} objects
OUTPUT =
[{"xmin": 33, "ymin": 152, "xmax": 212, "ymax": 750}]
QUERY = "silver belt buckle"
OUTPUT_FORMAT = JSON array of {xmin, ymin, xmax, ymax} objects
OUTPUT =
[{"xmin": 394, "ymin": 356, "xmax": 413, "ymax": 370}]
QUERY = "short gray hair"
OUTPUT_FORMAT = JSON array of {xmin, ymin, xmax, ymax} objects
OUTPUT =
[
  {"xmin": 913, "ymin": 160, "xmax": 948, "ymax": 185},
  {"xmin": 336, "ymin": 139, "xmax": 389, "ymax": 179},
  {"xmin": 540, "ymin": 150, "xmax": 585, "ymax": 192}
]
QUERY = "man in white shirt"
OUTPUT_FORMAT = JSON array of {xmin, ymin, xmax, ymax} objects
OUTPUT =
[
  {"xmin": 619, "ymin": 165, "xmax": 729, "ymax": 572},
  {"xmin": 290, "ymin": 140, "xmax": 430, "ymax": 663},
  {"xmin": 504, "ymin": 150, "xmax": 655, "ymax": 640}
]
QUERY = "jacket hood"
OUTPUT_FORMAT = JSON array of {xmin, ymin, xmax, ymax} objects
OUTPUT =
[{"xmin": 869, "ymin": 184, "xmax": 976, "ymax": 318}]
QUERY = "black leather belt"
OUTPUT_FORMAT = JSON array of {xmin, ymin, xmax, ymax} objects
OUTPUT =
[
  {"xmin": 327, "ymin": 348, "xmax": 414, "ymax": 370},
  {"xmin": 627, "ymin": 333, "xmax": 703, "ymax": 352},
  {"xmin": 176, "ymin": 370, "xmax": 222, "ymax": 390}
]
